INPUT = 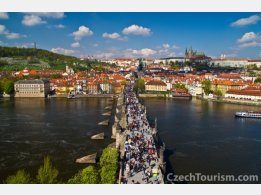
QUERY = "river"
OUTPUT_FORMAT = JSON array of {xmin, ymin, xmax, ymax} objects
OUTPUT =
[
  {"xmin": 0, "ymin": 97, "xmax": 115, "ymax": 182},
  {"xmin": 1, "ymin": 97, "xmax": 261, "ymax": 183},
  {"xmin": 141, "ymin": 97, "xmax": 261, "ymax": 183}
]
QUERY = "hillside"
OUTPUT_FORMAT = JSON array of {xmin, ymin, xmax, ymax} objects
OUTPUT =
[{"xmin": 0, "ymin": 46, "xmax": 93, "ymax": 71}]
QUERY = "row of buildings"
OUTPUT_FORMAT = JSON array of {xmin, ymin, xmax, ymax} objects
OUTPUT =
[
  {"xmin": 13, "ymin": 70, "xmax": 261, "ymax": 101},
  {"xmin": 13, "ymin": 67, "xmax": 128, "ymax": 97},
  {"xmin": 139, "ymin": 71, "xmax": 261, "ymax": 101},
  {"xmin": 102, "ymin": 47, "xmax": 261, "ymax": 68}
]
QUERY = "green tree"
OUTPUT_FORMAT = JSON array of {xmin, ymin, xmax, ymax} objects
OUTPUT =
[
  {"xmin": 36, "ymin": 156, "xmax": 59, "ymax": 184},
  {"xmin": 135, "ymin": 78, "xmax": 145, "ymax": 93},
  {"xmin": 5, "ymin": 169, "xmax": 31, "ymax": 184},
  {"xmin": 0, "ymin": 78, "xmax": 14, "ymax": 94},
  {"xmin": 50, "ymin": 74, "xmax": 62, "ymax": 79},
  {"xmin": 254, "ymin": 77, "xmax": 261, "ymax": 83},
  {"xmin": 99, "ymin": 148, "xmax": 118, "ymax": 167},
  {"xmin": 249, "ymin": 71, "xmax": 256, "ymax": 77},
  {"xmin": 0, "ymin": 81, "xmax": 3, "ymax": 93},
  {"xmin": 99, "ymin": 148, "xmax": 118, "ymax": 184},
  {"xmin": 174, "ymin": 83, "xmax": 187, "ymax": 91},
  {"xmin": 100, "ymin": 165, "xmax": 117, "ymax": 184},
  {"xmin": 214, "ymin": 89, "xmax": 223, "ymax": 97},
  {"xmin": 202, "ymin": 80, "xmax": 212, "ymax": 95},
  {"xmin": 68, "ymin": 166, "xmax": 99, "ymax": 184}
]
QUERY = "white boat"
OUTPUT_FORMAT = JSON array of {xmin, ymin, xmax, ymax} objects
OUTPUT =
[{"xmin": 235, "ymin": 111, "xmax": 261, "ymax": 118}]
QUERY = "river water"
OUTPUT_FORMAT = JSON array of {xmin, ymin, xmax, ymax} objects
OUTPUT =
[
  {"xmin": 141, "ymin": 97, "xmax": 261, "ymax": 183},
  {"xmin": 0, "ymin": 97, "xmax": 261, "ymax": 183},
  {"xmin": 0, "ymin": 97, "xmax": 115, "ymax": 183}
]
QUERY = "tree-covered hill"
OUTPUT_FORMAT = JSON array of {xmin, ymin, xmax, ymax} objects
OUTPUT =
[
  {"xmin": 0, "ymin": 46, "xmax": 80, "ymax": 71},
  {"xmin": 0, "ymin": 46, "xmax": 78, "ymax": 62},
  {"xmin": 0, "ymin": 46, "xmax": 114, "ymax": 71}
]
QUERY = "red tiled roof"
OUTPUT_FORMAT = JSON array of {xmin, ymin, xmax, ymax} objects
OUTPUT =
[
  {"xmin": 146, "ymin": 79, "xmax": 167, "ymax": 86},
  {"xmin": 212, "ymin": 79, "xmax": 245, "ymax": 86},
  {"xmin": 226, "ymin": 89, "xmax": 261, "ymax": 96},
  {"xmin": 248, "ymin": 60, "xmax": 261, "ymax": 62},
  {"xmin": 218, "ymin": 73, "xmax": 241, "ymax": 79}
]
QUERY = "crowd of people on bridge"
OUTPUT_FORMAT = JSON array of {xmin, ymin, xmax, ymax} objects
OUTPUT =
[{"xmin": 120, "ymin": 84, "xmax": 162, "ymax": 184}]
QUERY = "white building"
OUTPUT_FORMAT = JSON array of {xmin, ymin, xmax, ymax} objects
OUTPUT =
[
  {"xmin": 247, "ymin": 60, "xmax": 261, "ymax": 68},
  {"xmin": 179, "ymin": 66, "xmax": 193, "ymax": 73},
  {"xmin": 99, "ymin": 83, "xmax": 111, "ymax": 94},
  {"xmin": 211, "ymin": 58, "xmax": 249, "ymax": 68},
  {"xmin": 225, "ymin": 89, "xmax": 261, "ymax": 101},
  {"xmin": 186, "ymin": 82, "xmax": 203, "ymax": 96},
  {"xmin": 154, "ymin": 57, "xmax": 185, "ymax": 65},
  {"xmin": 15, "ymin": 79, "xmax": 50, "ymax": 98}
]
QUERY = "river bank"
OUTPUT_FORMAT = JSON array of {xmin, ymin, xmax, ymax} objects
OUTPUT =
[
  {"xmin": 138, "ymin": 93, "xmax": 261, "ymax": 107},
  {"xmin": 52, "ymin": 94, "xmax": 117, "ymax": 98},
  {"xmin": 197, "ymin": 96, "xmax": 261, "ymax": 106},
  {"xmin": 0, "ymin": 94, "xmax": 117, "ymax": 98}
]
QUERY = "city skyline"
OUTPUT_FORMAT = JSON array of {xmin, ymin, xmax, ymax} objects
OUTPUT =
[{"xmin": 0, "ymin": 12, "xmax": 261, "ymax": 59}]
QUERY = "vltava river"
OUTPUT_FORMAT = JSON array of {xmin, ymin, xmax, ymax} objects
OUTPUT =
[
  {"xmin": 142, "ymin": 97, "xmax": 261, "ymax": 183},
  {"xmin": 0, "ymin": 97, "xmax": 115, "ymax": 182},
  {"xmin": 0, "ymin": 97, "xmax": 260, "ymax": 183}
]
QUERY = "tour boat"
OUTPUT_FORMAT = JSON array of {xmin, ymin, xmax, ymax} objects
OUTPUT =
[{"xmin": 235, "ymin": 111, "xmax": 261, "ymax": 118}]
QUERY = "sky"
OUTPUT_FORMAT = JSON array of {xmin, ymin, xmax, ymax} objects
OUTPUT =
[{"xmin": 0, "ymin": 12, "xmax": 261, "ymax": 59}]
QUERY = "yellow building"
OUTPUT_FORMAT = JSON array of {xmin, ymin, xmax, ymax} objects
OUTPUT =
[
  {"xmin": 211, "ymin": 80, "xmax": 245, "ymax": 95},
  {"xmin": 15, "ymin": 79, "xmax": 50, "ymax": 98},
  {"xmin": 145, "ymin": 79, "xmax": 167, "ymax": 92}
]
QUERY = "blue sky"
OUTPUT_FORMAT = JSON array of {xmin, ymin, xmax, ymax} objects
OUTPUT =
[{"xmin": 0, "ymin": 12, "xmax": 261, "ymax": 59}]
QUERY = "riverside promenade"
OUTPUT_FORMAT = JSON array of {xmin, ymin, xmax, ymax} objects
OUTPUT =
[{"xmin": 118, "ymin": 84, "xmax": 165, "ymax": 184}]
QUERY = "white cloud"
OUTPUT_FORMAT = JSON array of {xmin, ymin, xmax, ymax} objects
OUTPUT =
[
  {"xmin": 25, "ymin": 12, "xmax": 65, "ymax": 19},
  {"xmin": 51, "ymin": 48, "xmax": 75, "ymax": 55},
  {"xmin": 237, "ymin": 32, "xmax": 261, "ymax": 49},
  {"xmin": 71, "ymin": 42, "xmax": 80, "ymax": 48},
  {"xmin": 237, "ymin": 32, "xmax": 260, "ymax": 43},
  {"xmin": 71, "ymin": 25, "xmax": 93, "ymax": 40},
  {"xmin": 0, "ymin": 24, "xmax": 6, "ymax": 33},
  {"xmin": 0, "ymin": 12, "xmax": 8, "ymax": 19},
  {"xmin": 122, "ymin": 24, "xmax": 151, "ymax": 36},
  {"xmin": 22, "ymin": 15, "xmax": 47, "ymax": 26},
  {"xmin": 131, "ymin": 48, "xmax": 157, "ymax": 57},
  {"xmin": 222, "ymin": 53, "xmax": 237, "ymax": 58},
  {"xmin": 54, "ymin": 24, "xmax": 65, "ymax": 28},
  {"xmin": 95, "ymin": 52, "xmax": 114, "ymax": 59},
  {"xmin": 5, "ymin": 32, "xmax": 25, "ymax": 39},
  {"xmin": 118, "ymin": 36, "xmax": 128, "ymax": 41},
  {"xmin": 172, "ymin": 44, "xmax": 180, "ymax": 49},
  {"xmin": 238, "ymin": 41, "xmax": 261, "ymax": 48},
  {"xmin": 231, "ymin": 15, "xmax": 261, "ymax": 27},
  {"xmin": 154, "ymin": 43, "xmax": 180, "ymax": 57},
  {"xmin": 0, "ymin": 24, "xmax": 26, "ymax": 39},
  {"xmin": 162, "ymin": 43, "xmax": 170, "ymax": 49},
  {"xmin": 102, "ymin": 32, "xmax": 120, "ymax": 39}
]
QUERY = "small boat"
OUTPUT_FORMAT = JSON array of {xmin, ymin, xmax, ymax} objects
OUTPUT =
[{"xmin": 235, "ymin": 111, "xmax": 261, "ymax": 118}]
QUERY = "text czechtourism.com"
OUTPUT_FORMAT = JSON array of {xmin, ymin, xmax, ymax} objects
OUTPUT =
[{"xmin": 167, "ymin": 173, "xmax": 259, "ymax": 183}]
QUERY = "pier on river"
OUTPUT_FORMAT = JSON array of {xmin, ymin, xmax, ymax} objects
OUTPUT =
[{"xmin": 112, "ymin": 83, "xmax": 166, "ymax": 184}]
